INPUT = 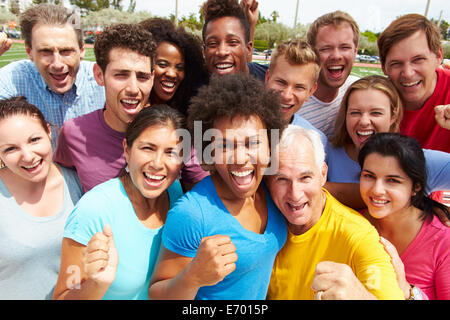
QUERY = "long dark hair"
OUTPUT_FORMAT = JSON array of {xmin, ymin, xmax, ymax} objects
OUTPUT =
[{"xmin": 358, "ymin": 133, "xmax": 449, "ymax": 221}]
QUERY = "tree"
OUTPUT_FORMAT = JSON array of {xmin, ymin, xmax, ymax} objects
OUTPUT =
[
  {"xmin": 70, "ymin": 0, "xmax": 124, "ymax": 15},
  {"xmin": 255, "ymin": 21, "xmax": 288, "ymax": 48},
  {"xmin": 270, "ymin": 10, "xmax": 279, "ymax": 23}
]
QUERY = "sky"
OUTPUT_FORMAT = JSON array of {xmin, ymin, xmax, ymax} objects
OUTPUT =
[{"xmin": 132, "ymin": 0, "xmax": 449, "ymax": 33}]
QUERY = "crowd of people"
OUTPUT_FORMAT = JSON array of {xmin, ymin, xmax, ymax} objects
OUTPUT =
[{"xmin": 0, "ymin": 0, "xmax": 449, "ymax": 300}]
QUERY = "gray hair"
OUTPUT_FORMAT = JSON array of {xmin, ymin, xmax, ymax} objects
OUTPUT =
[{"xmin": 278, "ymin": 124, "xmax": 326, "ymax": 171}]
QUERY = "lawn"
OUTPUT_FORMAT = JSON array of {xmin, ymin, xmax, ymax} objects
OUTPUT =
[
  {"xmin": 0, "ymin": 42, "xmax": 96, "ymax": 68},
  {"xmin": 0, "ymin": 42, "xmax": 384, "ymax": 77}
]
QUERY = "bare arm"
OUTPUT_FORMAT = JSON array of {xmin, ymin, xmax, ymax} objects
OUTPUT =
[
  {"xmin": 149, "ymin": 235, "xmax": 237, "ymax": 300},
  {"xmin": 324, "ymin": 182, "xmax": 365, "ymax": 210},
  {"xmin": 53, "ymin": 225, "xmax": 118, "ymax": 300}
]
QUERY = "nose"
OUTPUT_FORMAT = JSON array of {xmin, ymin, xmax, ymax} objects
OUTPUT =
[
  {"xmin": 329, "ymin": 47, "xmax": 343, "ymax": 60},
  {"xmin": 288, "ymin": 181, "xmax": 304, "ymax": 202},
  {"xmin": 165, "ymin": 66, "xmax": 177, "ymax": 79},
  {"xmin": 20, "ymin": 146, "xmax": 35, "ymax": 162},
  {"xmin": 149, "ymin": 151, "xmax": 164, "ymax": 170},
  {"xmin": 401, "ymin": 63, "xmax": 415, "ymax": 79},
  {"xmin": 371, "ymin": 178, "xmax": 386, "ymax": 196},
  {"xmin": 50, "ymin": 52, "xmax": 65, "ymax": 70},
  {"xmin": 217, "ymin": 42, "xmax": 230, "ymax": 57},
  {"xmin": 359, "ymin": 112, "xmax": 371, "ymax": 126},
  {"xmin": 233, "ymin": 143, "xmax": 250, "ymax": 165},
  {"xmin": 280, "ymin": 87, "xmax": 293, "ymax": 103},
  {"xmin": 125, "ymin": 74, "xmax": 139, "ymax": 95}
]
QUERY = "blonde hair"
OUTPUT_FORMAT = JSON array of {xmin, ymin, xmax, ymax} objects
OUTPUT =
[
  {"xmin": 269, "ymin": 38, "xmax": 320, "ymax": 82},
  {"xmin": 307, "ymin": 10, "xmax": 359, "ymax": 49},
  {"xmin": 329, "ymin": 75, "xmax": 403, "ymax": 148}
]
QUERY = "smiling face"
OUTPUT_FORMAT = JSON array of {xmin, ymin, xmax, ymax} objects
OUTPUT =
[
  {"xmin": 203, "ymin": 16, "xmax": 252, "ymax": 76},
  {"xmin": 314, "ymin": 22, "xmax": 357, "ymax": 91},
  {"xmin": 265, "ymin": 56, "xmax": 318, "ymax": 123},
  {"xmin": 346, "ymin": 88, "xmax": 396, "ymax": 152},
  {"xmin": 123, "ymin": 123, "xmax": 183, "ymax": 199},
  {"xmin": 0, "ymin": 115, "xmax": 52, "ymax": 183},
  {"xmin": 266, "ymin": 135, "xmax": 327, "ymax": 235},
  {"xmin": 360, "ymin": 153, "xmax": 416, "ymax": 220},
  {"xmin": 26, "ymin": 23, "xmax": 85, "ymax": 94},
  {"xmin": 95, "ymin": 47, "xmax": 154, "ymax": 132},
  {"xmin": 152, "ymin": 41, "xmax": 185, "ymax": 103},
  {"xmin": 211, "ymin": 114, "xmax": 270, "ymax": 200},
  {"xmin": 382, "ymin": 30, "xmax": 443, "ymax": 111}
]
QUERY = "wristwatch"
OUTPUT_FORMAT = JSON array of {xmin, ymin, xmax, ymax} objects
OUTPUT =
[{"xmin": 408, "ymin": 285, "xmax": 423, "ymax": 300}]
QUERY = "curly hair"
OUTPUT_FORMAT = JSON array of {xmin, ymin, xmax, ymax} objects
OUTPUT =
[
  {"xmin": 187, "ymin": 73, "xmax": 286, "ymax": 160},
  {"xmin": 140, "ymin": 18, "xmax": 208, "ymax": 116},
  {"xmin": 201, "ymin": 0, "xmax": 250, "ymax": 43},
  {"xmin": 94, "ymin": 23, "xmax": 156, "ymax": 73}
]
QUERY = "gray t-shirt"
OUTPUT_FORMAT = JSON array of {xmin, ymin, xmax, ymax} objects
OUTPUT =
[{"xmin": 0, "ymin": 166, "xmax": 82, "ymax": 300}]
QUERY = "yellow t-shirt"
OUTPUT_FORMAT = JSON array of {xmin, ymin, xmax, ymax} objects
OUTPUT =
[{"xmin": 267, "ymin": 189, "xmax": 404, "ymax": 300}]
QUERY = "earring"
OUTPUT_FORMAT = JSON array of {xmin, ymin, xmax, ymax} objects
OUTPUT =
[{"xmin": 0, "ymin": 159, "xmax": 5, "ymax": 169}]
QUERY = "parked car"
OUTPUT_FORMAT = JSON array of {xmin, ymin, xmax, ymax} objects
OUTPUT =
[
  {"xmin": 5, "ymin": 30, "xmax": 20, "ymax": 39},
  {"xmin": 263, "ymin": 49, "xmax": 273, "ymax": 56},
  {"xmin": 84, "ymin": 36, "xmax": 95, "ymax": 44},
  {"xmin": 358, "ymin": 55, "xmax": 377, "ymax": 63}
]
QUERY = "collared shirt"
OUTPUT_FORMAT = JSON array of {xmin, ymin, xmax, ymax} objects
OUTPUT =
[{"xmin": 0, "ymin": 59, "xmax": 105, "ymax": 146}]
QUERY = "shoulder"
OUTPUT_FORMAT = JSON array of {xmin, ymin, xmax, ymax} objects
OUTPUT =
[
  {"xmin": 324, "ymin": 190, "xmax": 376, "ymax": 233},
  {"xmin": 168, "ymin": 179, "xmax": 184, "ymax": 206}
]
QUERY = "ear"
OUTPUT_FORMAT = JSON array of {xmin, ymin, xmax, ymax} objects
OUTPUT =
[
  {"xmin": 412, "ymin": 183, "xmax": 422, "ymax": 196},
  {"xmin": 46, "ymin": 123, "xmax": 52, "ymax": 138},
  {"xmin": 308, "ymin": 81, "xmax": 318, "ymax": 99},
  {"xmin": 264, "ymin": 68, "xmax": 270, "ymax": 83},
  {"xmin": 25, "ymin": 44, "xmax": 33, "ymax": 61},
  {"xmin": 436, "ymin": 47, "xmax": 444, "ymax": 65},
  {"xmin": 123, "ymin": 138, "xmax": 130, "ymax": 163},
  {"xmin": 79, "ymin": 45, "xmax": 86, "ymax": 60},
  {"xmin": 246, "ymin": 40, "xmax": 253, "ymax": 62},
  {"xmin": 93, "ymin": 63, "xmax": 105, "ymax": 87},
  {"xmin": 320, "ymin": 162, "xmax": 328, "ymax": 187}
]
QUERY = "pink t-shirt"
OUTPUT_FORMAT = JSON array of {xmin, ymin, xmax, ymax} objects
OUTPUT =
[
  {"xmin": 53, "ymin": 108, "xmax": 126, "ymax": 193},
  {"xmin": 401, "ymin": 215, "xmax": 450, "ymax": 300}
]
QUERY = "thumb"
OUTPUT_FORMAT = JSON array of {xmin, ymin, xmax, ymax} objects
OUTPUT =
[{"xmin": 103, "ymin": 224, "xmax": 116, "ymax": 248}]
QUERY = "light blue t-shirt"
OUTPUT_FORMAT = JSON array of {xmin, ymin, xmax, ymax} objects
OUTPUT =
[
  {"xmin": 0, "ymin": 166, "xmax": 82, "ymax": 300},
  {"xmin": 63, "ymin": 177, "xmax": 184, "ymax": 300},
  {"xmin": 326, "ymin": 145, "xmax": 450, "ymax": 194},
  {"xmin": 162, "ymin": 176, "xmax": 287, "ymax": 300},
  {"xmin": 291, "ymin": 114, "xmax": 329, "ymax": 149}
]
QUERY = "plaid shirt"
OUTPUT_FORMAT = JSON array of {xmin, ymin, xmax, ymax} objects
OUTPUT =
[{"xmin": 0, "ymin": 59, "xmax": 105, "ymax": 146}]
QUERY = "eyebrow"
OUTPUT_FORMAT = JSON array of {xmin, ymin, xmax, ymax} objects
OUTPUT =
[{"xmin": 362, "ymin": 169, "xmax": 405, "ymax": 179}]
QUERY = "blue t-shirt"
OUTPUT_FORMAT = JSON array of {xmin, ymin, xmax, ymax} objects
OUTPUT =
[
  {"xmin": 326, "ymin": 145, "xmax": 450, "ymax": 194},
  {"xmin": 291, "ymin": 114, "xmax": 329, "ymax": 149},
  {"xmin": 63, "ymin": 177, "xmax": 184, "ymax": 300},
  {"xmin": 162, "ymin": 176, "xmax": 287, "ymax": 300}
]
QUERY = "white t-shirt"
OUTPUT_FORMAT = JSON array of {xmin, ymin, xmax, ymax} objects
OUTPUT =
[{"xmin": 297, "ymin": 75, "xmax": 359, "ymax": 138}]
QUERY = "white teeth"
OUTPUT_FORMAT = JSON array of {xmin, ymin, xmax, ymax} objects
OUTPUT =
[
  {"xmin": 401, "ymin": 80, "xmax": 420, "ymax": 87},
  {"xmin": 23, "ymin": 161, "xmax": 40, "ymax": 169},
  {"xmin": 122, "ymin": 99, "xmax": 139, "ymax": 105},
  {"xmin": 161, "ymin": 81, "xmax": 175, "ymax": 88},
  {"xmin": 372, "ymin": 198, "xmax": 388, "ymax": 204},
  {"xmin": 281, "ymin": 104, "xmax": 293, "ymax": 109},
  {"xmin": 231, "ymin": 169, "xmax": 253, "ymax": 177},
  {"xmin": 144, "ymin": 172, "xmax": 165, "ymax": 180},
  {"xmin": 357, "ymin": 130, "xmax": 374, "ymax": 136},
  {"xmin": 328, "ymin": 66, "xmax": 343, "ymax": 70},
  {"xmin": 216, "ymin": 63, "xmax": 233, "ymax": 70}
]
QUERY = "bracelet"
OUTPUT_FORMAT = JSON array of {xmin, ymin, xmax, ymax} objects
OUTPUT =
[{"xmin": 408, "ymin": 285, "xmax": 423, "ymax": 300}]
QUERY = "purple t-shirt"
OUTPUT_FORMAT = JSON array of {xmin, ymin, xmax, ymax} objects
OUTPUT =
[{"xmin": 53, "ymin": 108, "xmax": 127, "ymax": 193}]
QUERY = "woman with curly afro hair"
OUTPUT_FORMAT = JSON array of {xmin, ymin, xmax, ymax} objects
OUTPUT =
[
  {"xmin": 149, "ymin": 73, "xmax": 288, "ymax": 300},
  {"xmin": 140, "ymin": 18, "xmax": 210, "ymax": 191}
]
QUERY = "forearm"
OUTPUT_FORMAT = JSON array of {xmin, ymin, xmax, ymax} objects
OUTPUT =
[
  {"xmin": 54, "ymin": 277, "xmax": 111, "ymax": 300},
  {"xmin": 149, "ymin": 266, "xmax": 201, "ymax": 300}
]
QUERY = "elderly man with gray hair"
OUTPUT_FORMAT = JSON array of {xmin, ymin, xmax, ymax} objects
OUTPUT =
[{"xmin": 264, "ymin": 125, "xmax": 405, "ymax": 300}]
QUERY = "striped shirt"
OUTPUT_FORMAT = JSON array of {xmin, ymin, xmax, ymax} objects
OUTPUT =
[
  {"xmin": 0, "ymin": 59, "xmax": 105, "ymax": 146},
  {"xmin": 296, "ymin": 75, "xmax": 359, "ymax": 138}
]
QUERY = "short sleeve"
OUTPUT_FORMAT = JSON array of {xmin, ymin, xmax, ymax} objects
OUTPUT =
[
  {"xmin": 162, "ymin": 194, "xmax": 205, "ymax": 258},
  {"xmin": 63, "ymin": 191, "xmax": 109, "ymax": 246}
]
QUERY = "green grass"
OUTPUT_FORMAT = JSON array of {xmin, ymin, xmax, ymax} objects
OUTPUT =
[
  {"xmin": 1, "ymin": 42, "xmax": 384, "ymax": 77},
  {"xmin": 0, "ymin": 42, "xmax": 95, "ymax": 68}
]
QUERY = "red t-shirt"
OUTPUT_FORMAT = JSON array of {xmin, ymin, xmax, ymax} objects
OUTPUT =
[{"xmin": 400, "ymin": 67, "xmax": 450, "ymax": 153}]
